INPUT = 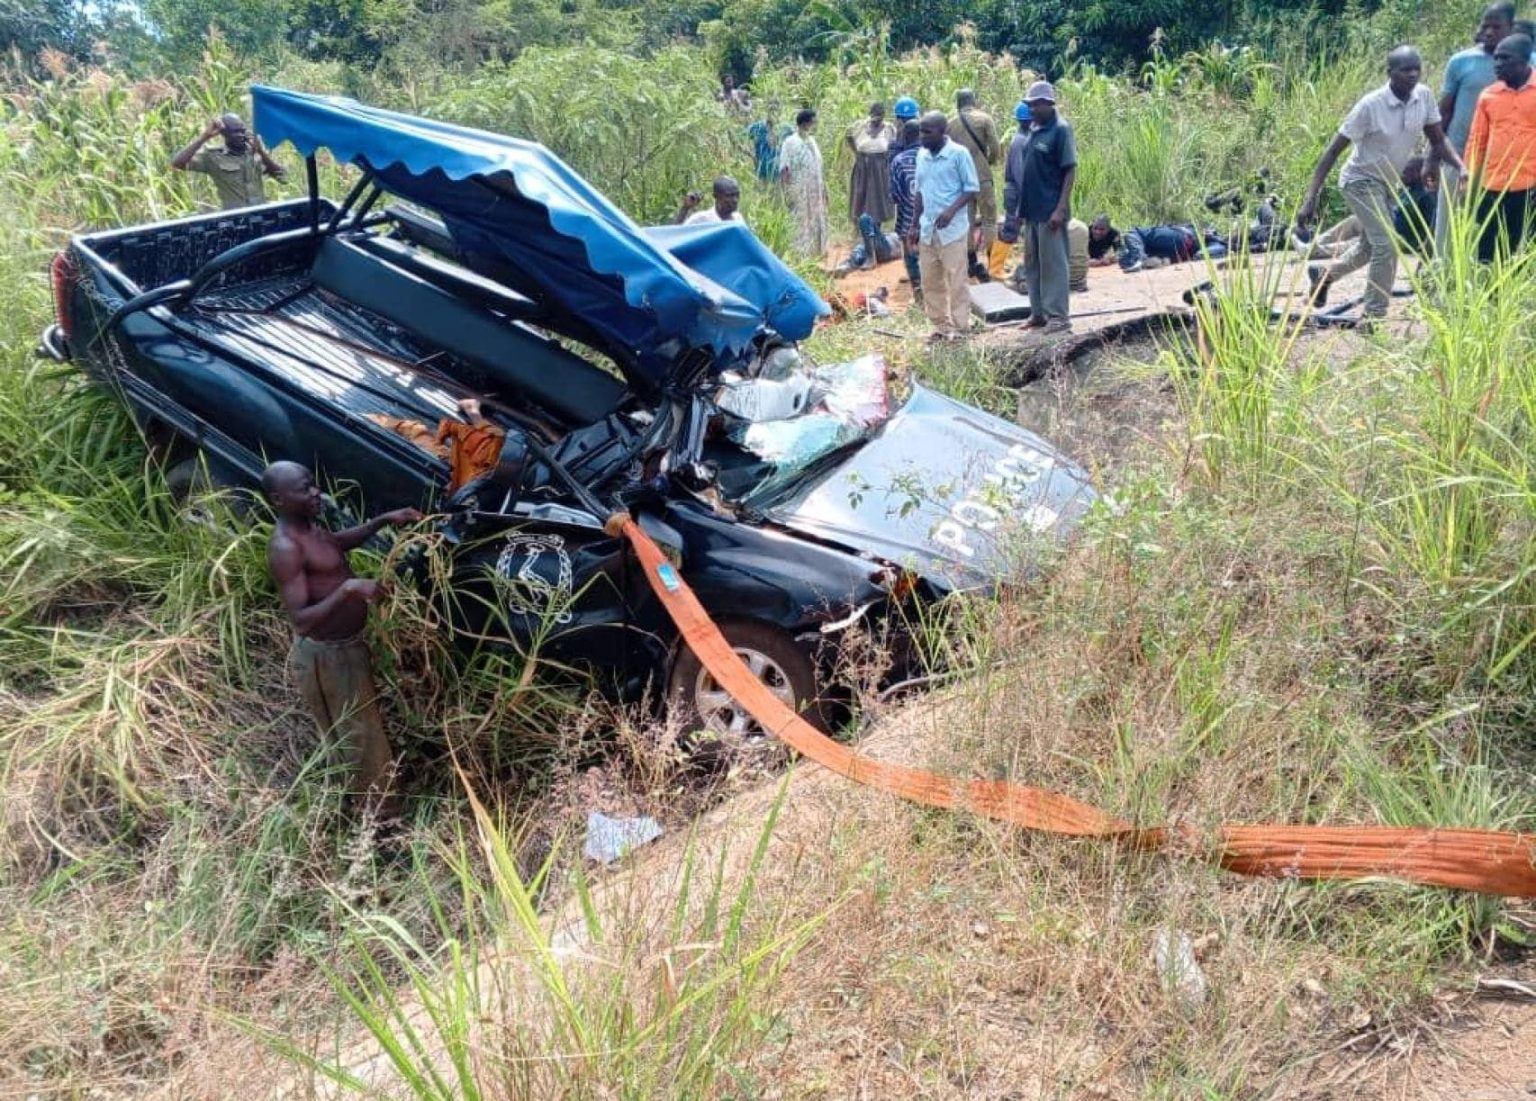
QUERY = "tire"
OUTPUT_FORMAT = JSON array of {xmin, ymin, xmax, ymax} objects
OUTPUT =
[
  {"xmin": 666, "ymin": 620, "xmax": 828, "ymax": 754},
  {"xmin": 163, "ymin": 456, "xmax": 257, "ymax": 527}
]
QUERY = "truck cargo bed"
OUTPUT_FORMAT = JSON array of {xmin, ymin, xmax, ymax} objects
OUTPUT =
[{"xmin": 185, "ymin": 276, "xmax": 468, "ymax": 425}]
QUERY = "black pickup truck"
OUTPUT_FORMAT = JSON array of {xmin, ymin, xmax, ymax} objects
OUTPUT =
[{"xmin": 39, "ymin": 86, "xmax": 1097, "ymax": 738}]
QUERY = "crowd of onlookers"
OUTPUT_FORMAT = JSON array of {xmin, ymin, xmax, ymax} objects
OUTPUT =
[
  {"xmin": 731, "ymin": 85, "xmax": 1081, "ymax": 341},
  {"xmin": 171, "ymin": 4, "xmax": 1536, "ymax": 346},
  {"xmin": 1297, "ymin": 5, "xmax": 1536, "ymax": 324},
  {"xmin": 703, "ymin": 2, "xmax": 1536, "ymax": 341}
]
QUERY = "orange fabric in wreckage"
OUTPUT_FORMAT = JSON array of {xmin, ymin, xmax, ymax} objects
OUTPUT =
[
  {"xmin": 369, "ymin": 414, "xmax": 445, "ymax": 457},
  {"xmin": 366, "ymin": 415, "xmax": 505, "ymax": 492},
  {"xmin": 436, "ymin": 420, "xmax": 506, "ymax": 492},
  {"xmin": 613, "ymin": 515, "xmax": 1536, "ymax": 897}
]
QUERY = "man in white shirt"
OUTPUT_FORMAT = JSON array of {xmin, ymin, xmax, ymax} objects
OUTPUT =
[
  {"xmin": 1296, "ymin": 46, "xmax": 1463, "ymax": 320},
  {"xmin": 676, "ymin": 177, "xmax": 748, "ymax": 226}
]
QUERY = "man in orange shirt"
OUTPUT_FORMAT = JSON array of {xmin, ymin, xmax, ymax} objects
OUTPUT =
[{"xmin": 1465, "ymin": 33, "xmax": 1536, "ymax": 261}]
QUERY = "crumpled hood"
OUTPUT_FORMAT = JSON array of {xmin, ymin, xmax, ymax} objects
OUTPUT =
[{"xmin": 764, "ymin": 385, "xmax": 1098, "ymax": 590}]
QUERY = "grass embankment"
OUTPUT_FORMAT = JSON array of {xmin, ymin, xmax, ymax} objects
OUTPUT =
[{"xmin": 4, "ymin": 28, "xmax": 1535, "ymax": 1100}]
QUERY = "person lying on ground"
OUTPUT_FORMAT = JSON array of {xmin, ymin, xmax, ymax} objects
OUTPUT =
[
  {"xmin": 1087, "ymin": 216, "xmax": 1229, "ymax": 271},
  {"xmin": 676, "ymin": 176, "xmax": 747, "ymax": 225},
  {"xmin": 1086, "ymin": 214, "xmax": 1120, "ymax": 265},
  {"xmin": 264, "ymin": 461, "xmax": 422, "ymax": 823},
  {"xmin": 835, "ymin": 214, "xmax": 903, "ymax": 274},
  {"xmin": 171, "ymin": 113, "xmax": 287, "ymax": 210},
  {"xmin": 1296, "ymin": 44, "xmax": 1463, "ymax": 316}
]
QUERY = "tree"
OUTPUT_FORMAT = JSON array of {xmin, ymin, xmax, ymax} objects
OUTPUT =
[
  {"xmin": 1, "ymin": 0, "xmax": 85, "ymax": 59},
  {"xmin": 141, "ymin": 0, "xmax": 296, "ymax": 60}
]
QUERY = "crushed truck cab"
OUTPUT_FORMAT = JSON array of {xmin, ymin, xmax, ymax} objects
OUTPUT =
[{"xmin": 41, "ymin": 86, "xmax": 1097, "ymax": 735}]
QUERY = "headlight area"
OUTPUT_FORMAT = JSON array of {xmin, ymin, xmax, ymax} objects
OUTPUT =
[{"xmin": 791, "ymin": 566, "xmax": 938, "ymax": 695}]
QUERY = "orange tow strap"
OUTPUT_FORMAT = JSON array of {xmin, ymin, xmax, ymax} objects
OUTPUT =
[{"xmin": 613, "ymin": 515, "xmax": 1536, "ymax": 897}]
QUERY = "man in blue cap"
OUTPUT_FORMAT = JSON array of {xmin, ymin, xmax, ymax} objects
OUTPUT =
[
  {"xmin": 888, "ymin": 118, "xmax": 923, "ymax": 288},
  {"xmin": 891, "ymin": 96, "xmax": 921, "ymax": 150},
  {"xmin": 1004, "ymin": 82, "xmax": 1077, "ymax": 333}
]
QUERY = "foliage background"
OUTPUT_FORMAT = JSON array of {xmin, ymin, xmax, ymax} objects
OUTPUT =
[{"xmin": 11, "ymin": 0, "xmax": 1488, "ymax": 79}]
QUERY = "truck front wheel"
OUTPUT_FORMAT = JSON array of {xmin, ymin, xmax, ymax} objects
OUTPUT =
[{"xmin": 666, "ymin": 620, "xmax": 829, "ymax": 759}]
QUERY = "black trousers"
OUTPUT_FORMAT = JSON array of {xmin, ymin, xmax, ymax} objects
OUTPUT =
[{"xmin": 1475, "ymin": 187, "xmax": 1533, "ymax": 263}]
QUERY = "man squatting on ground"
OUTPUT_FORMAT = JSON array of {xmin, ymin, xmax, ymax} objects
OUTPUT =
[
  {"xmin": 264, "ymin": 461, "xmax": 421, "ymax": 820},
  {"xmin": 1003, "ymin": 81, "xmax": 1077, "ymax": 333},
  {"xmin": 171, "ymin": 113, "xmax": 287, "ymax": 211},
  {"xmin": 1296, "ymin": 45, "xmax": 1463, "ymax": 318},
  {"xmin": 908, "ymin": 111, "xmax": 980, "ymax": 342},
  {"xmin": 1087, "ymin": 217, "xmax": 1231, "ymax": 271}
]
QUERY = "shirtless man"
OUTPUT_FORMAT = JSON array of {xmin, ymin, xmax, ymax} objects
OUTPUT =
[{"xmin": 263, "ymin": 461, "xmax": 421, "ymax": 818}]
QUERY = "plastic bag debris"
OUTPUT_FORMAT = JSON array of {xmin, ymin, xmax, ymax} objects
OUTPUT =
[
  {"xmin": 714, "ymin": 372, "xmax": 816, "ymax": 423},
  {"xmin": 815, "ymin": 354, "xmax": 891, "ymax": 428},
  {"xmin": 1152, "ymin": 928, "xmax": 1209, "ymax": 1007},
  {"xmin": 583, "ymin": 811, "xmax": 663, "ymax": 863}
]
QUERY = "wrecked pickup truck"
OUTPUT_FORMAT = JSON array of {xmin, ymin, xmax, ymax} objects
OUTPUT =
[{"xmin": 40, "ymin": 85, "xmax": 1097, "ymax": 736}]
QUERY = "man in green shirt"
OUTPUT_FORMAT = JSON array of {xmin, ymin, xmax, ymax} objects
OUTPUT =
[{"xmin": 171, "ymin": 114, "xmax": 287, "ymax": 210}]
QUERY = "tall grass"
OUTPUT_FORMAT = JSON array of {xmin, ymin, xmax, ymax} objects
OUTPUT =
[
  {"xmin": 1166, "ymin": 187, "xmax": 1536, "ymax": 718},
  {"xmin": 276, "ymin": 783, "xmax": 829, "ymax": 1099}
]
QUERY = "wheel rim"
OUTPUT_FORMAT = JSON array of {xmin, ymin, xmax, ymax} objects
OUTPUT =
[{"xmin": 691, "ymin": 645, "xmax": 800, "ymax": 739}]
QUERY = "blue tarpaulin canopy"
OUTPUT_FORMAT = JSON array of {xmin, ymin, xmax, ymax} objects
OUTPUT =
[{"xmin": 251, "ymin": 86, "xmax": 827, "ymax": 385}]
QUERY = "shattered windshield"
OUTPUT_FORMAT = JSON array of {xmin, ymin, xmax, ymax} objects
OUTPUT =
[{"xmin": 706, "ymin": 350, "xmax": 898, "ymax": 507}]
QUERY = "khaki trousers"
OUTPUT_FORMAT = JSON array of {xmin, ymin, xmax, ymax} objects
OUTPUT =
[
  {"xmin": 289, "ymin": 632, "xmax": 399, "ymax": 813},
  {"xmin": 969, "ymin": 179, "xmax": 998, "ymax": 252},
  {"xmin": 918, "ymin": 234, "xmax": 971, "ymax": 336},
  {"xmin": 1324, "ymin": 177, "xmax": 1398, "ymax": 317}
]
